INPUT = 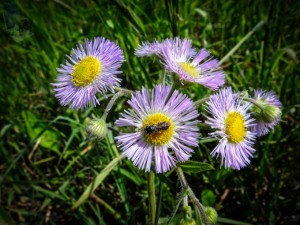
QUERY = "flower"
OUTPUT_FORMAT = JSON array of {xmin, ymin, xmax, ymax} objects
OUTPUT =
[
  {"xmin": 115, "ymin": 84, "xmax": 199, "ymax": 173},
  {"xmin": 86, "ymin": 118, "xmax": 107, "ymax": 140},
  {"xmin": 250, "ymin": 90, "xmax": 282, "ymax": 136},
  {"xmin": 205, "ymin": 87, "xmax": 256, "ymax": 170},
  {"xmin": 52, "ymin": 37, "xmax": 125, "ymax": 109},
  {"xmin": 135, "ymin": 39, "xmax": 162, "ymax": 57},
  {"xmin": 135, "ymin": 37, "xmax": 225, "ymax": 90}
]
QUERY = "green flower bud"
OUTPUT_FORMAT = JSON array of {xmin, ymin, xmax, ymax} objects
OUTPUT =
[
  {"xmin": 86, "ymin": 118, "xmax": 107, "ymax": 140},
  {"xmin": 179, "ymin": 218, "xmax": 196, "ymax": 225},
  {"xmin": 204, "ymin": 207, "xmax": 218, "ymax": 225},
  {"xmin": 251, "ymin": 99, "xmax": 281, "ymax": 124},
  {"xmin": 261, "ymin": 104, "xmax": 281, "ymax": 123}
]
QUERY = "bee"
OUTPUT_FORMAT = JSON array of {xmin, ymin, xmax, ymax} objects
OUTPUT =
[{"xmin": 144, "ymin": 122, "xmax": 170, "ymax": 134}]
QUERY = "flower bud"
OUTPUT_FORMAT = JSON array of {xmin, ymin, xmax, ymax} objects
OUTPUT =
[
  {"xmin": 86, "ymin": 118, "xmax": 107, "ymax": 140},
  {"xmin": 249, "ymin": 90, "xmax": 282, "ymax": 137},
  {"xmin": 204, "ymin": 207, "xmax": 218, "ymax": 225},
  {"xmin": 179, "ymin": 218, "xmax": 196, "ymax": 225},
  {"xmin": 179, "ymin": 206, "xmax": 196, "ymax": 225},
  {"xmin": 261, "ymin": 104, "xmax": 281, "ymax": 123},
  {"xmin": 251, "ymin": 100, "xmax": 281, "ymax": 124}
]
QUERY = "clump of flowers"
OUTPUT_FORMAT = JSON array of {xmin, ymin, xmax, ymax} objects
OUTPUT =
[{"xmin": 53, "ymin": 36, "xmax": 283, "ymax": 225}]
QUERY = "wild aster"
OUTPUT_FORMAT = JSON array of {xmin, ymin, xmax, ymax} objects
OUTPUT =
[
  {"xmin": 205, "ymin": 87, "xmax": 256, "ymax": 170},
  {"xmin": 135, "ymin": 37, "xmax": 225, "ymax": 90},
  {"xmin": 115, "ymin": 84, "xmax": 199, "ymax": 173},
  {"xmin": 250, "ymin": 90, "xmax": 282, "ymax": 137},
  {"xmin": 52, "ymin": 37, "xmax": 125, "ymax": 109},
  {"xmin": 135, "ymin": 39, "xmax": 162, "ymax": 57}
]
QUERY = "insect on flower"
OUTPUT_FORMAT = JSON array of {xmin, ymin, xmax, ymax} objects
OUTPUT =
[{"xmin": 144, "ymin": 122, "xmax": 170, "ymax": 134}]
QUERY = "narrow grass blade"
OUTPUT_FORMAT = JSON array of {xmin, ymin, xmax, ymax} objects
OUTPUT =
[
  {"xmin": 72, "ymin": 154, "xmax": 124, "ymax": 209},
  {"xmin": 219, "ymin": 20, "xmax": 265, "ymax": 64}
]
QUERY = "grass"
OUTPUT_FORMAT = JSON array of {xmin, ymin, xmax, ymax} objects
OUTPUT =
[{"xmin": 0, "ymin": 0, "xmax": 299, "ymax": 224}]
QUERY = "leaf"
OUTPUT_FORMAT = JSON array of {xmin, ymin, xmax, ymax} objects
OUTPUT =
[
  {"xmin": 178, "ymin": 161, "xmax": 214, "ymax": 173},
  {"xmin": 218, "ymin": 217, "xmax": 253, "ymax": 225},
  {"xmin": 22, "ymin": 110, "xmax": 60, "ymax": 152},
  {"xmin": 201, "ymin": 189, "xmax": 216, "ymax": 207},
  {"xmin": 72, "ymin": 155, "xmax": 124, "ymax": 209}
]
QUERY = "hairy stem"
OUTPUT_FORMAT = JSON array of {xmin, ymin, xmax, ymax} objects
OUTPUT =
[
  {"xmin": 194, "ymin": 97, "xmax": 210, "ymax": 107},
  {"xmin": 176, "ymin": 167, "xmax": 210, "ymax": 225},
  {"xmin": 242, "ymin": 97, "xmax": 264, "ymax": 110},
  {"xmin": 101, "ymin": 92, "xmax": 122, "ymax": 121}
]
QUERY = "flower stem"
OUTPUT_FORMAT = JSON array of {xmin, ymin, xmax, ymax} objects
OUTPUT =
[
  {"xmin": 176, "ymin": 167, "xmax": 210, "ymax": 225},
  {"xmin": 194, "ymin": 97, "xmax": 210, "ymax": 107},
  {"xmin": 148, "ymin": 171, "xmax": 156, "ymax": 225},
  {"xmin": 101, "ymin": 92, "xmax": 122, "ymax": 121},
  {"xmin": 242, "ymin": 97, "xmax": 264, "ymax": 110},
  {"xmin": 113, "ymin": 86, "xmax": 135, "ymax": 95},
  {"xmin": 155, "ymin": 180, "xmax": 163, "ymax": 225}
]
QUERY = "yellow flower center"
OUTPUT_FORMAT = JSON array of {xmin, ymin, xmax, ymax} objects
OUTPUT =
[
  {"xmin": 178, "ymin": 62, "xmax": 199, "ymax": 78},
  {"xmin": 72, "ymin": 56, "xmax": 101, "ymax": 87},
  {"xmin": 142, "ymin": 113, "xmax": 175, "ymax": 145},
  {"xmin": 225, "ymin": 112, "xmax": 246, "ymax": 143}
]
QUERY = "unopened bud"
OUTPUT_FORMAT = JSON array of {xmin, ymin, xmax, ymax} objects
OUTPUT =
[
  {"xmin": 204, "ymin": 207, "xmax": 218, "ymax": 225},
  {"xmin": 179, "ymin": 218, "xmax": 196, "ymax": 225},
  {"xmin": 86, "ymin": 118, "xmax": 107, "ymax": 140},
  {"xmin": 251, "ymin": 100, "xmax": 281, "ymax": 124},
  {"xmin": 261, "ymin": 104, "xmax": 281, "ymax": 123}
]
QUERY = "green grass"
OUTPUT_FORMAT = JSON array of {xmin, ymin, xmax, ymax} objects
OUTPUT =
[{"xmin": 0, "ymin": 0, "xmax": 299, "ymax": 224}]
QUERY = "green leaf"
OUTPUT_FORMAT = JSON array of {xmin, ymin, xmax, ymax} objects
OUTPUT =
[
  {"xmin": 22, "ymin": 110, "xmax": 60, "ymax": 152},
  {"xmin": 178, "ymin": 161, "xmax": 214, "ymax": 173},
  {"xmin": 218, "ymin": 217, "xmax": 253, "ymax": 225},
  {"xmin": 201, "ymin": 189, "xmax": 216, "ymax": 207},
  {"xmin": 72, "ymin": 155, "xmax": 124, "ymax": 209}
]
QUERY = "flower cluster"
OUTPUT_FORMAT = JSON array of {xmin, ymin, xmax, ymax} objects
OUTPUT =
[{"xmin": 53, "ymin": 36, "xmax": 282, "ymax": 172}]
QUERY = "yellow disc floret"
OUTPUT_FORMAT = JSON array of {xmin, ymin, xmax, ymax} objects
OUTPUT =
[
  {"xmin": 178, "ymin": 62, "xmax": 199, "ymax": 78},
  {"xmin": 225, "ymin": 112, "xmax": 246, "ymax": 143},
  {"xmin": 142, "ymin": 113, "xmax": 175, "ymax": 145},
  {"xmin": 72, "ymin": 56, "xmax": 101, "ymax": 87}
]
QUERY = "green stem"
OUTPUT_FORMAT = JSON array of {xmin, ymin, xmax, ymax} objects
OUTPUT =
[
  {"xmin": 155, "ymin": 180, "xmax": 163, "ymax": 225},
  {"xmin": 113, "ymin": 86, "xmax": 135, "ymax": 95},
  {"xmin": 176, "ymin": 167, "xmax": 210, "ymax": 225},
  {"xmin": 242, "ymin": 97, "xmax": 264, "ymax": 110},
  {"xmin": 148, "ymin": 171, "xmax": 156, "ymax": 225},
  {"xmin": 101, "ymin": 92, "xmax": 122, "ymax": 121},
  {"xmin": 194, "ymin": 97, "xmax": 210, "ymax": 107}
]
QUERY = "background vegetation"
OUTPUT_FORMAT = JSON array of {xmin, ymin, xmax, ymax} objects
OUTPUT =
[{"xmin": 0, "ymin": 0, "xmax": 299, "ymax": 224}]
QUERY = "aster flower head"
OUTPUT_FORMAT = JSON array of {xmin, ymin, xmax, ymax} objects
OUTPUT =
[
  {"xmin": 250, "ymin": 90, "xmax": 282, "ymax": 137},
  {"xmin": 115, "ymin": 84, "xmax": 200, "ymax": 173},
  {"xmin": 135, "ymin": 37, "xmax": 225, "ymax": 90},
  {"xmin": 135, "ymin": 39, "xmax": 162, "ymax": 57},
  {"xmin": 205, "ymin": 87, "xmax": 256, "ymax": 170},
  {"xmin": 52, "ymin": 37, "xmax": 125, "ymax": 109}
]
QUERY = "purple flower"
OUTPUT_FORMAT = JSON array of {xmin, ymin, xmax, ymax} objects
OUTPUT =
[
  {"xmin": 135, "ymin": 40, "xmax": 162, "ymax": 57},
  {"xmin": 205, "ymin": 87, "xmax": 256, "ymax": 170},
  {"xmin": 250, "ymin": 90, "xmax": 282, "ymax": 136},
  {"xmin": 52, "ymin": 37, "xmax": 125, "ymax": 109},
  {"xmin": 135, "ymin": 37, "xmax": 225, "ymax": 90},
  {"xmin": 115, "ymin": 84, "xmax": 199, "ymax": 173}
]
